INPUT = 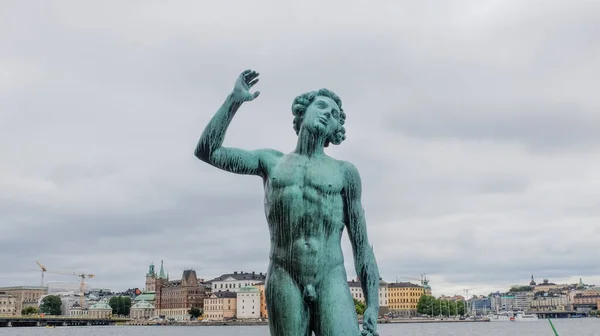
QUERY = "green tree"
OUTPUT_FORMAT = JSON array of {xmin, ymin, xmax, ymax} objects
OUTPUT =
[
  {"xmin": 417, "ymin": 295, "xmax": 468, "ymax": 317},
  {"xmin": 353, "ymin": 298, "xmax": 366, "ymax": 316},
  {"xmin": 39, "ymin": 295, "xmax": 62, "ymax": 315},
  {"xmin": 21, "ymin": 306, "xmax": 38, "ymax": 315},
  {"xmin": 108, "ymin": 296, "xmax": 132, "ymax": 316},
  {"xmin": 509, "ymin": 285, "xmax": 533, "ymax": 292},
  {"xmin": 417, "ymin": 295, "xmax": 437, "ymax": 316},
  {"xmin": 189, "ymin": 307, "xmax": 203, "ymax": 319},
  {"xmin": 455, "ymin": 300, "xmax": 466, "ymax": 316}
]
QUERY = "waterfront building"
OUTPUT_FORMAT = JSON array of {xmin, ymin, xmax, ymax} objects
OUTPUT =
[
  {"xmin": 252, "ymin": 282, "xmax": 268, "ymax": 319},
  {"xmin": 203, "ymin": 291, "xmax": 237, "ymax": 321},
  {"xmin": 470, "ymin": 297, "xmax": 491, "ymax": 315},
  {"xmin": 208, "ymin": 271, "xmax": 266, "ymax": 293},
  {"xmin": 530, "ymin": 295, "xmax": 569, "ymax": 311},
  {"xmin": 513, "ymin": 291, "xmax": 534, "ymax": 311},
  {"xmin": 155, "ymin": 267, "xmax": 206, "ymax": 321},
  {"xmin": 67, "ymin": 299, "xmax": 112, "ymax": 318},
  {"xmin": 133, "ymin": 291, "xmax": 156, "ymax": 307},
  {"xmin": 139, "ymin": 261, "xmax": 207, "ymax": 321},
  {"xmin": 573, "ymin": 292, "xmax": 600, "ymax": 309},
  {"xmin": 0, "ymin": 292, "xmax": 17, "ymax": 316},
  {"xmin": 378, "ymin": 279, "xmax": 389, "ymax": 315},
  {"xmin": 236, "ymin": 286, "xmax": 261, "ymax": 319},
  {"xmin": 87, "ymin": 299, "xmax": 112, "ymax": 318},
  {"xmin": 348, "ymin": 280, "xmax": 363, "ymax": 301},
  {"xmin": 347, "ymin": 278, "xmax": 389, "ymax": 315},
  {"xmin": 69, "ymin": 302, "xmax": 84, "ymax": 316},
  {"xmin": 0, "ymin": 286, "xmax": 47, "ymax": 316},
  {"xmin": 130, "ymin": 299, "xmax": 155, "ymax": 320},
  {"xmin": 387, "ymin": 282, "xmax": 425, "ymax": 316}
]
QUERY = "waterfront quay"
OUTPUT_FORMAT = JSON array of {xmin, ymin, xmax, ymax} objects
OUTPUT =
[
  {"xmin": 0, "ymin": 316, "xmax": 129, "ymax": 327},
  {"xmin": 383, "ymin": 318, "xmax": 490, "ymax": 324},
  {"xmin": 137, "ymin": 318, "xmax": 490, "ymax": 327}
]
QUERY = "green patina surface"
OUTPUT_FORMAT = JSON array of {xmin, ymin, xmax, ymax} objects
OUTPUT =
[{"xmin": 194, "ymin": 69, "xmax": 380, "ymax": 336}]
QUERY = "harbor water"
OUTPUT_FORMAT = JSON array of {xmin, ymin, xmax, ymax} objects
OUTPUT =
[{"xmin": 1, "ymin": 319, "xmax": 597, "ymax": 336}]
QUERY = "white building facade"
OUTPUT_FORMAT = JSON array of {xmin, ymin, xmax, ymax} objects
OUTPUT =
[
  {"xmin": 210, "ymin": 271, "xmax": 266, "ymax": 293},
  {"xmin": 236, "ymin": 286, "xmax": 261, "ymax": 319}
]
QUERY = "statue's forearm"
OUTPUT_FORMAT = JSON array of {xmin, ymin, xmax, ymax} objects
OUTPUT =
[
  {"xmin": 194, "ymin": 93, "xmax": 243, "ymax": 162},
  {"xmin": 358, "ymin": 245, "xmax": 380, "ymax": 308}
]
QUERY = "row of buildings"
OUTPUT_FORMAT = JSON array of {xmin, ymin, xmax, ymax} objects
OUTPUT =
[
  {"xmin": 8, "ymin": 264, "xmax": 597, "ymax": 321},
  {"xmin": 136, "ymin": 261, "xmax": 432, "ymax": 321},
  {"xmin": 0, "ymin": 261, "xmax": 433, "ymax": 321},
  {"xmin": 468, "ymin": 276, "xmax": 600, "ymax": 315}
]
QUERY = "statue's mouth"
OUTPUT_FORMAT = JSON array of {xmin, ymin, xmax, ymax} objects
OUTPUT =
[{"xmin": 318, "ymin": 117, "xmax": 328, "ymax": 125}]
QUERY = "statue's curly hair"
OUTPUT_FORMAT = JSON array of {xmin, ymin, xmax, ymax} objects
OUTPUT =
[{"xmin": 291, "ymin": 88, "xmax": 346, "ymax": 147}]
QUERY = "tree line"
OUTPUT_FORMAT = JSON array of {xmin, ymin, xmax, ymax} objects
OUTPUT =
[{"xmin": 416, "ymin": 295, "xmax": 467, "ymax": 316}]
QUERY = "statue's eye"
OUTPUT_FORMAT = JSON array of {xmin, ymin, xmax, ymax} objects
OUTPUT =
[
  {"xmin": 316, "ymin": 101, "xmax": 327, "ymax": 109},
  {"xmin": 332, "ymin": 110, "xmax": 339, "ymax": 119}
]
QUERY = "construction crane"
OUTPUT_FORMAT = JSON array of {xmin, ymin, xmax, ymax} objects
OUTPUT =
[
  {"xmin": 35, "ymin": 261, "xmax": 47, "ymax": 287},
  {"xmin": 396, "ymin": 274, "xmax": 430, "ymax": 287},
  {"xmin": 34, "ymin": 262, "xmax": 95, "ymax": 307}
]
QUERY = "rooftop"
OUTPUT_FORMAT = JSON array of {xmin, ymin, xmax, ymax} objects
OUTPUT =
[
  {"xmin": 388, "ymin": 282, "xmax": 422, "ymax": 289},
  {"xmin": 209, "ymin": 271, "xmax": 266, "ymax": 282}
]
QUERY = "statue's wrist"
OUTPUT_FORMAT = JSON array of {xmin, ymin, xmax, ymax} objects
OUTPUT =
[{"xmin": 228, "ymin": 91, "xmax": 245, "ymax": 104}]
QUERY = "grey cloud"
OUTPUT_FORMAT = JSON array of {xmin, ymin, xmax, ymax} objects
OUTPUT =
[
  {"xmin": 2, "ymin": 0, "xmax": 600, "ymax": 296},
  {"xmin": 386, "ymin": 102, "xmax": 600, "ymax": 151}
]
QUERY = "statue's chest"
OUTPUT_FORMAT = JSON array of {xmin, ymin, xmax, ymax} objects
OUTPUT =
[{"xmin": 269, "ymin": 158, "xmax": 344, "ymax": 193}]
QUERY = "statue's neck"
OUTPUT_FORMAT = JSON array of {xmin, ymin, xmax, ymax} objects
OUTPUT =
[{"xmin": 294, "ymin": 129, "xmax": 326, "ymax": 157}]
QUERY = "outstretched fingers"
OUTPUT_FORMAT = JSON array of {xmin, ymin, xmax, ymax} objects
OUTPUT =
[
  {"xmin": 245, "ymin": 70, "xmax": 259, "ymax": 83},
  {"xmin": 249, "ymin": 78, "xmax": 259, "ymax": 87}
]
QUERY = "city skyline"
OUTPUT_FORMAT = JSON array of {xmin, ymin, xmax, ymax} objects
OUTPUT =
[
  {"xmin": 2, "ymin": 260, "xmax": 596, "ymax": 298},
  {"xmin": 1, "ymin": 1, "xmax": 599, "ymax": 299}
]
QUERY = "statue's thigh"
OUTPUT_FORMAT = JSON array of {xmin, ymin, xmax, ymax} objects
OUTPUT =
[
  {"xmin": 313, "ymin": 277, "xmax": 361, "ymax": 336},
  {"xmin": 266, "ymin": 267, "xmax": 310, "ymax": 336}
]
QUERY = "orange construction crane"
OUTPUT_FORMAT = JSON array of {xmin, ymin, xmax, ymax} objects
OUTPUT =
[
  {"xmin": 35, "ymin": 261, "xmax": 47, "ymax": 287},
  {"xmin": 34, "ymin": 262, "xmax": 95, "ymax": 307},
  {"xmin": 396, "ymin": 274, "xmax": 430, "ymax": 287}
]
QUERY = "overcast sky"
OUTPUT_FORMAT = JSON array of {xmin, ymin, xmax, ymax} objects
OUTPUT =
[{"xmin": 1, "ymin": 0, "xmax": 599, "ymax": 297}]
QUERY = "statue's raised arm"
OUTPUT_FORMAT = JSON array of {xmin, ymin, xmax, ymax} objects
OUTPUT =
[{"xmin": 194, "ymin": 69, "xmax": 282, "ymax": 178}]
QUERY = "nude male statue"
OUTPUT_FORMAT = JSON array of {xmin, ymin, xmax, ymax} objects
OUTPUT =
[{"xmin": 195, "ymin": 69, "xmax": 380, "ymax": 336}]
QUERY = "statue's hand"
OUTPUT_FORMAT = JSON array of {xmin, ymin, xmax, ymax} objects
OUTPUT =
[
  {"xmin": 232, "ymin": 69, "xmax": 260, "ymax": 102},
  {"xmin": 361, "ymin": 306, "xmax": 379, "ymax": 336}
]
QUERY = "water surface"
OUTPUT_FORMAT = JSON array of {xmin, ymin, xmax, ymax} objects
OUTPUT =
[{"xmin": 1, "ymin": 319, "xmax": 597, "ymax": 336}]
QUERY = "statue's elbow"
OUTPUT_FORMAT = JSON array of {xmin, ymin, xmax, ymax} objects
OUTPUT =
[{"xmin": 194, "ymin": 146, "xmax": 210, "ymax": 163}]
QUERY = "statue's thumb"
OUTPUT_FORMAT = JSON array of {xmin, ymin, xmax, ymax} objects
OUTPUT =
[{"xmin": 252, "ymin": 91, "xmax": 261, "ymax": 99}]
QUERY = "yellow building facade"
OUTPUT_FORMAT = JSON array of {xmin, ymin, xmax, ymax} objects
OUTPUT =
[
  {"xmin": 252, "ymin": 282, "xmax": 268, "ymax": 319},
  {"xmin": 0, "ymin": 286, "xmax": 47, "ymax": 316},
  {"xmin": 203, "ymin": 291, "xmax": 237, "ymax": 321},
  {"xmin": 387, "ymin": 282, "xmax": 425, "ymax": 316}
]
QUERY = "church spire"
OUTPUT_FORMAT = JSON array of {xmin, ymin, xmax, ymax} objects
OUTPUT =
[
  {"xmin": 159, "ymin": 260, "xmax": 167, "ymax": 279},
  {"xmin": 147, "ymin": 262, "xmax": 155, "ymax": 277}
]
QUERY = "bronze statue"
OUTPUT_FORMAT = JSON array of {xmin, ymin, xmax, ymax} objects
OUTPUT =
[{"xmin": 195, "ymin": 69, "xmax": 380, "ymax": 335}]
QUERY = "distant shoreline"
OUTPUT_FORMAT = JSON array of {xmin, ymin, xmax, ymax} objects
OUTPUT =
[{"xmin": 138, "ymin": 318, "xmax": 491, "ymax": 327}]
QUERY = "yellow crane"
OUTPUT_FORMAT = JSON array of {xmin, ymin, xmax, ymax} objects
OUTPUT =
[
  {"xmin": 396, "ymin": 274, "xmax": 430, "ymax": 287},
  {"xmin": 35, "ymin": 261, "xmax": 47, "ymax": 287},
  {"xmin": 35, "ymin": 261, "xmax": 95, "ymax": 307}
]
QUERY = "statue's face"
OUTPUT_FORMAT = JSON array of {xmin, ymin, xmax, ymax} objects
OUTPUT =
[{"xmin": 303, "ymin": 96, "xmax": 341, "ymax": 138}]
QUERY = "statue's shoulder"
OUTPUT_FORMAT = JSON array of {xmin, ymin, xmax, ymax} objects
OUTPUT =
[
  {"xmin": 256, "ymin": 148, "xmax": 285, "ymax": 175},
  {"xmin": 257, "ymin": 148, "xmax": 285, "ymax": 158},
  {"xmin": 336, "ymin": 159, "xmax": 361, "ymax": 180}
]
